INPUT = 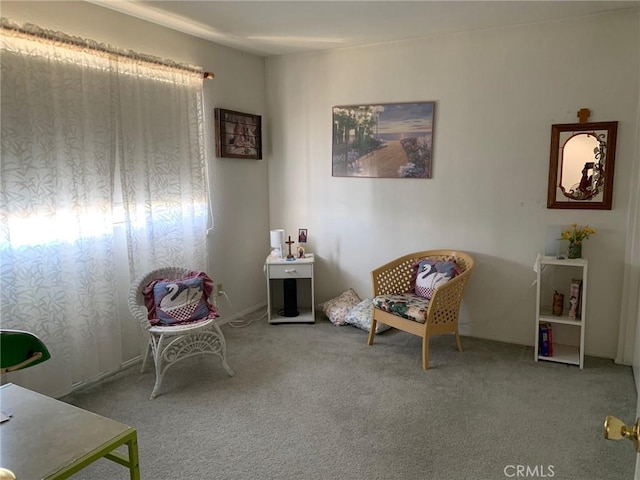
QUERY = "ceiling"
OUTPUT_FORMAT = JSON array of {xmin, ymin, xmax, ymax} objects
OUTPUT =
[{"xmin": 88, "ymin": 1, "xmax": 638, "ymax": 57}]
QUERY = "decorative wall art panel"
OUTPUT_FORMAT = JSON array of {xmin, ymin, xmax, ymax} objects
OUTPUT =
[
  {"xmin": 215, "ymin": 108, "xmax": 262, "ymax": 159},
  {"xmin": 332, "ymin": 101, "xmax": 435, "ymax": 178}
]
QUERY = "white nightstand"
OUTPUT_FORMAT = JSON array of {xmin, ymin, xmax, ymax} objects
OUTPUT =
[{"xmin": 265, "ymin": 254, "xmax": 315, "ymax": 324}]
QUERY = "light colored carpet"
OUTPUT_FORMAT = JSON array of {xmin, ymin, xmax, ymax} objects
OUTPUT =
[{"xmin": 62, "ymin": 314, "xmax": 636, "ymax": 480}]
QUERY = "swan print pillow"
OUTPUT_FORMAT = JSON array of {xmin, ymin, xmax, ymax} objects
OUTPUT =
[
  {"xmin": 414, "ymin": 259, "xmax": 461, "ymax": 300},
  {"xmin": 153, "ymin": 276, "xmax": 209, "ymax": 325}
]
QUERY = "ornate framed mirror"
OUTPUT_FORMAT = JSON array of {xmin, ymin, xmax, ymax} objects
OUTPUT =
[{"xmin": 547, "ymin": 121, "xmax": 618, "ymax": 210}]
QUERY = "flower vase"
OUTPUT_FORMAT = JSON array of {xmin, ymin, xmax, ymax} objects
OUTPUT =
[{"xmin": 568, "ymin": 242, "xmax": 582, "ymax": 259}]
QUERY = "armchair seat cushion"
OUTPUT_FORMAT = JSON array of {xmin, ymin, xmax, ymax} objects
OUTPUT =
[{"xmin": 372, "ymin": 293, "xmax": 430, "ymax": 324}]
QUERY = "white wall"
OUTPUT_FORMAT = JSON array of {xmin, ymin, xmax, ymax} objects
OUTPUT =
[
  {"xmin": 3, "ymin": 3, "xmax": 638, "ymax": 361},
  {"xmin": 265, "ymin": 10, "xmax": 640, "ymax": 358},
  {"xmin": 1, "ymin": 2, "xmax": 270, "ymax": 362}
]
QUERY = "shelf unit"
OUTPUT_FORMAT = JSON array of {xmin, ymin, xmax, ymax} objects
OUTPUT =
[
  {"xmin": 534, "ymin": 255, "xmax": 588, "ymax": 368},
  {"xmin": 265, "ymin": 254, "xmax": 315, "ymax": 324}
]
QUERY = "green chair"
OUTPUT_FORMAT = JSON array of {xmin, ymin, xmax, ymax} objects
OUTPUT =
[{"xmin": 0, "ymin": 329, "xmax": 51, "ymax": 374}]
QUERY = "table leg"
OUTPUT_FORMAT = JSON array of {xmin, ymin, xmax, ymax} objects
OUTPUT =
[
  {"xmin": 126, "ymin": 432, "xmax": 140, "ymax": 480},
  {"xmin": 104, "ymin": 429, "xmax": 140, "ymax": 480}
]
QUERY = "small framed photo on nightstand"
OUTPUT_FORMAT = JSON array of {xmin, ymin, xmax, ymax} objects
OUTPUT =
[{"xmin": 298, "ymin": 229, "xmax": 308, "ymax": 243}]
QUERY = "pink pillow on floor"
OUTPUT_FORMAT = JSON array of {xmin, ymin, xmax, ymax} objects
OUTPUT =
[{"xmin": 320, "ymin": 288, "xmax": 361, "ymax": 326}]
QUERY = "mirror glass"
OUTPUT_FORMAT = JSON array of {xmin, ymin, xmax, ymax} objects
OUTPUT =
[
  {"xmin": 547, "ymin": 121, "xmax": 617, "ymax": 210},
  {"xmin": 560, "ymin": 132, "xmax": 602, "ymax": 201}
]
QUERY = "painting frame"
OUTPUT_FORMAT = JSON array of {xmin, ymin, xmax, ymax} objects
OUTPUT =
[
  {"xmin": 215, "ymin": 108, "xmax": 262, "ymax": 160},
  {"xmin": 332, "ymin": 101, "xmax": 435, "ymax": 178}
]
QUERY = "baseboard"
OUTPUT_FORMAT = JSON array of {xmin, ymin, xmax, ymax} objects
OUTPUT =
[
  {"xmin": 216, "ymin": 301, "xmax": 268, "ymax": 326},
  {"xmin": 70, "ymin": 356, "xmax": 143, "ymax": 394},
  {"xmin": 121, "ymin": 355, "xmax": 143, "ymax": 369}
]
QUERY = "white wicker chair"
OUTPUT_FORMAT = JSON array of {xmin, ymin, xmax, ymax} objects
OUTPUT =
[{"xmin": 128, "ymin": 267, "xmax": 234, "ymax": 399}]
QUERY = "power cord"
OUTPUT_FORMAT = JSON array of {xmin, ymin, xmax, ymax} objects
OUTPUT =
[{"xmin": 216, "ymin": 290, "xmax": 267, "ymax": 328}]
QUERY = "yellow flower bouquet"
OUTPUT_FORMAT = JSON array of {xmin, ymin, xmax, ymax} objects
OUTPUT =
[{"xmin": 559, "ymin": 224, "xmax": 595, "ymax": 258}]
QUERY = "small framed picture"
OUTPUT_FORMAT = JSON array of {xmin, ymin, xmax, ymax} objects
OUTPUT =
[
  {"xmin": 298, "ymin": 229, "xmax": 308, "ymax": 243},
  {"xmin": 214, "ymin": 108, "xmax": 262, "ymax": 159}
]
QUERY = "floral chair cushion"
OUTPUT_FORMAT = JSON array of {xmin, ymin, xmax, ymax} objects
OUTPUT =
[{"xmin": 373, "ymin": 293, "xmax": 430, "ymax": 324}]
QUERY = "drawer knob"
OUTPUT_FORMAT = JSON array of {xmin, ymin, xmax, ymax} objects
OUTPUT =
[{"xmin": 284, "ymin": 268, "xmax": 296, "ymax": 273}]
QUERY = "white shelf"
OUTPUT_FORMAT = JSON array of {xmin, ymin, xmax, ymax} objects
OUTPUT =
[
  {"xmin": 537, "ymin": 255, "xmax": 588, "ymax": 267},
  {"xmin": 538, "ymin": 310, "xmax": 582, "ymax": 326},
  {"xmin": 268, "ymin": 307, "xmax": 314, "ymax": 324},
  {"xmin": 535, "ymin": 254, "xmax": 587, "ymax": 369},
  {"xmin": 537, "ymin": 344, "xmax": 580, "ymax": 366}
]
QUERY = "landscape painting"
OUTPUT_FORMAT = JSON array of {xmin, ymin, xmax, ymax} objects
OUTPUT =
[{"xmin": 332, "ymin": 101, "xmax": 435, "ymax": 178}]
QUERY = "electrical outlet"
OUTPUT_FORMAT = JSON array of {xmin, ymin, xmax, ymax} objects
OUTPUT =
[{"xmin": 216, "ymin": 283, "xmax": 223, "ymax": 295}]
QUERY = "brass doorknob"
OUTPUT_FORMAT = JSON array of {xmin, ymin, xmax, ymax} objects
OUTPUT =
[
  {"xmin": 0, "ymin": 468, "xmax": 16, "ymax": 480},
  {"xmin": 604, "ymin": 415, "xmax": 640, "ymax": 452}
]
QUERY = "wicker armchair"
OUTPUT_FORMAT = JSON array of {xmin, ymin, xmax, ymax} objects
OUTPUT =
[
  {"xmin": 128, "ymin": 267, "xmax": 234, "ymax": 399},
  {"xmin": 367, "ymin": 250, "xmax": 474, "ymax": 370}
]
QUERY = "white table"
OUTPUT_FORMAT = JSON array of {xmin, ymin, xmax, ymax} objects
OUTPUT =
[{"xmin": 265, "ymin": 254, "xmax": 315, "ymax": 324}]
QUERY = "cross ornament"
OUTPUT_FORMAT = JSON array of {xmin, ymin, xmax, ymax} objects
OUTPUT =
[
  {"xmin": 577, "ymin": 108, "xmax": 591, "ymax": 124},
  {"xmin": 285, "ymin": 235, "xmax": 295, "ymax": 260}
]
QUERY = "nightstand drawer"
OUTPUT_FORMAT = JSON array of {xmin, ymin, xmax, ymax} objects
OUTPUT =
[{"xmin": 269, "ymin": 264, "xmax": 313, "ymax": 279}]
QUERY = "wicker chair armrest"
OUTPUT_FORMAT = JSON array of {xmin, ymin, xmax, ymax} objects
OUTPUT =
[
  {"xmin": 371, "ymin": 260, "xmax": 414, "ymax": 296},
  {"xmin": 425, "ymin": 268, "xmax": 473, "ymax": 325},
  {"xmin": 128, "ymin": 290, "xmax": 148, "ymax": 320}
]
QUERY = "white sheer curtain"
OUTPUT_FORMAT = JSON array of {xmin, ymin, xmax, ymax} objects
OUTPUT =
[
  {"xmin": 116, "ymin": 59, "xmax": 209, "ymax": 279},
  {"xmin": 0, "ymin": 31, "xmax": 122, "ymax": 397},
  {"xmin": 0, "ymin": 21, "xmax": 209, "ymax": 397}
]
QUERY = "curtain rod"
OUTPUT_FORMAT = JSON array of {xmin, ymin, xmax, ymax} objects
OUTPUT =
[{"xmin": 0, "ymin": 17, "xmax": 214, "ymax": 80}]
